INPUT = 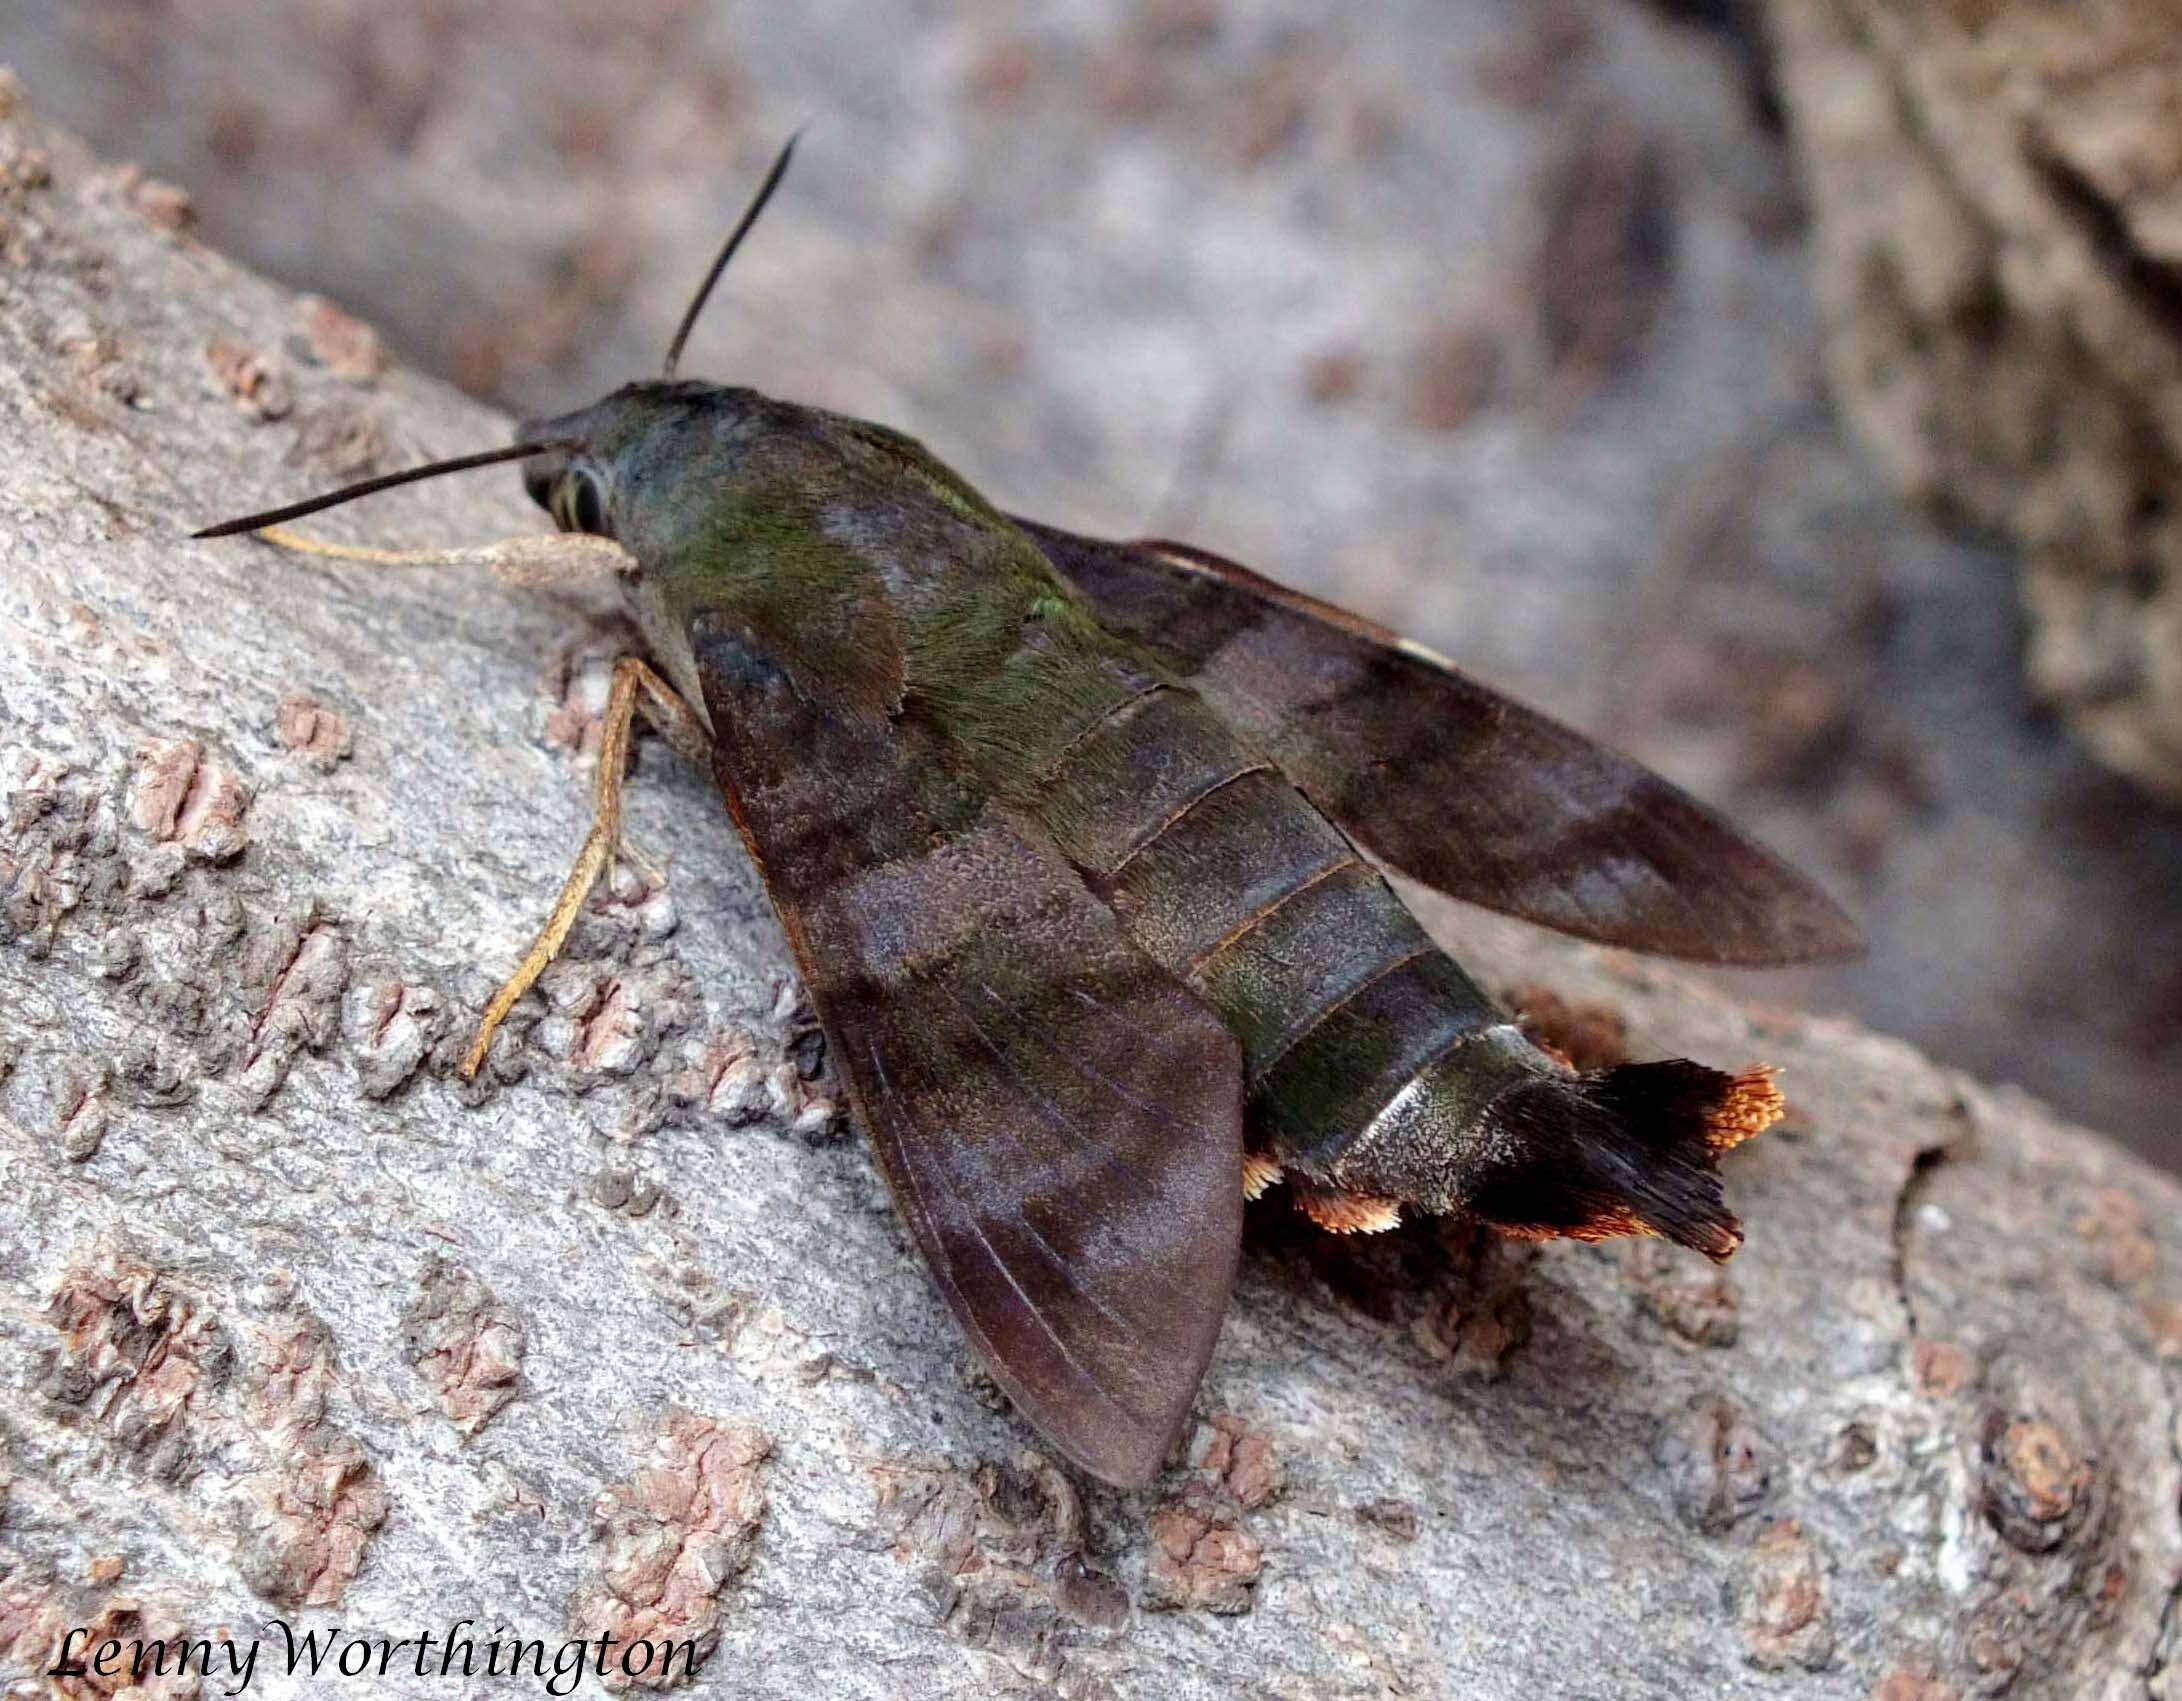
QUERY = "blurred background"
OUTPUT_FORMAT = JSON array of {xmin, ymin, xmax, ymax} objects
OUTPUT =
[{"xmin": 5, "ymin": 0, "xmax": 2177, "ymax": 1167}]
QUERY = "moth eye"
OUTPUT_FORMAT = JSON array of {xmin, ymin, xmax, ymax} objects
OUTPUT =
[{"xmin": 556, "ymin": 470, "xmax": 608, "ymax": 535}]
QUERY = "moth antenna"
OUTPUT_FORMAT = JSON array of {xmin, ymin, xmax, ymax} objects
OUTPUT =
[
  {"xmin": 660, "ymin": 130, "xmax": 802, "ymax": 380},
  {"xmin": 190, "ymin": 441, "xmax": 576, "ymax": 539}
]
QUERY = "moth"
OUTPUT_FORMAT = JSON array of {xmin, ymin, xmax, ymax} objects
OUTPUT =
[{"xmin": 197, "ymin": 140, "xmax": 1860, "ymax": 1487}]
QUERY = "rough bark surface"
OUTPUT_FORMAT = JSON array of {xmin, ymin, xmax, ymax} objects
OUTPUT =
[
  {"xmin": 1766, "ymin": 0, "xmax": 2182, "ymax": 799},
  {"xmin": 5, "ymin": 0, "xmax": 2181, "ymax": 1235},
  {"xmin": 2, "ymin": 85, "xmax": 2179, "ymax": 1701}
]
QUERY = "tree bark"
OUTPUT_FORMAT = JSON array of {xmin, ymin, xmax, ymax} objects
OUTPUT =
[
  {"xmin": 1766, "ymin": 0, "xmax": 2182, "ymax": 801},
  {"xmin": 1, "ymin": 86, "xmax": 2177, "ymax": 1701},
  {"xmin": 10, "ymin": 0, "xmax": 2182, "ymax": 1230}
]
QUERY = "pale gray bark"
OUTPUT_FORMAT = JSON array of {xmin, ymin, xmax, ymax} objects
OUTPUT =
[{"xmin": 0, "ymin": 85, "xmax": 2178, "ymax": 1701}]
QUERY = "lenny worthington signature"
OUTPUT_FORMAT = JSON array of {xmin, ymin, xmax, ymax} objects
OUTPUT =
[{"xmin": 49, "ymin": 1618, "xmax": 702, "ymax": 1695}]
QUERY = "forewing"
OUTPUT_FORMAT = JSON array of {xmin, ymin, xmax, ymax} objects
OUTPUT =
[
  {"xmin": 1017, "ymin": 520, "xmax": 1863, "ymax": 967},
  {"xmin": 693, "ymin": 613, "xmax": 1244, "ymax": 1488}
]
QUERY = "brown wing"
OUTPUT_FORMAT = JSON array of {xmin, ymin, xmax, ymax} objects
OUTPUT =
[
  {"xmin": 1015, "ymin": 520, "xmax": 1863, "ymax": 967},
  {"xmin": 692, "ymin": 613, "xmax": 1244, "ymax": 1488}
]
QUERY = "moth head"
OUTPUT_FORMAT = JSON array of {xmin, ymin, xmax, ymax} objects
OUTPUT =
[
  {"xmin": 188, "ymin": 135, "xmax": 800, "ymax": 550},
  {"xmin": 511, "ymin": 379, "xmax": 750, "ymax": 572}
]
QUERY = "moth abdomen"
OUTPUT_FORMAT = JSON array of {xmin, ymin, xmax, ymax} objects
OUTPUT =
[
  {"xmin": 1022, "ymin": 656, "xmax": 1779, "ymax": 1257},
  {"xmin": 1332, "ymin": 1040, "xmax": 1778, "ymax": 1259},
  {"xmin": 1033, "ymin": 684, "xmax": 1360, "ymax": 959}
]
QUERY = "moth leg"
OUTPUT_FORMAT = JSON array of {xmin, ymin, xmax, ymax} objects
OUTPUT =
[
  {"xmin": 627, "ymin": 662, "xmax": 715, "ymax": 766},
  {"xmin": 614, "ymin": 664, "xmax": 716, "ymax": 885},
  {"xmin": 458, "ymin": 655, "xmax": 708, "ymax": 1080},
  {"xmin": 252, "ymin": 525, "xmax": 635, "ymax": 588}
]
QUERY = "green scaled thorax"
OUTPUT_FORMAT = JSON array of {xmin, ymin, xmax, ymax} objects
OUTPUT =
[{"xmin": 521, "ymin": 380, "xmax": 1177, "ymax": 800}]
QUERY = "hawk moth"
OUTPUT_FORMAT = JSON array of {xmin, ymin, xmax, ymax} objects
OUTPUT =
[{"xmin": 198, "ymin": 140, "xmax": 1859, "ymax": 1487}]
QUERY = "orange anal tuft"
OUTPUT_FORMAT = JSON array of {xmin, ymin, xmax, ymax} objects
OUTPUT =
[
  {"xmin": 1295, "ymin": 1188, "xmax": 1402, "ymax": 1235},
  {"xmin": 1488, "ymin": 1208, "xmax": 1743, "ymax": 1262},
  {"xmin": 1241, "ymin": 1151, "xmax": 1284, "ymax": 1202},
  {"xmin": 1707, "ymin": 1065, "xmax": 1785, "ymax": 1152},
  {"xmin": 1493, "ymin": 1206, "xmax": 1659, "ymax": 1246}
]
